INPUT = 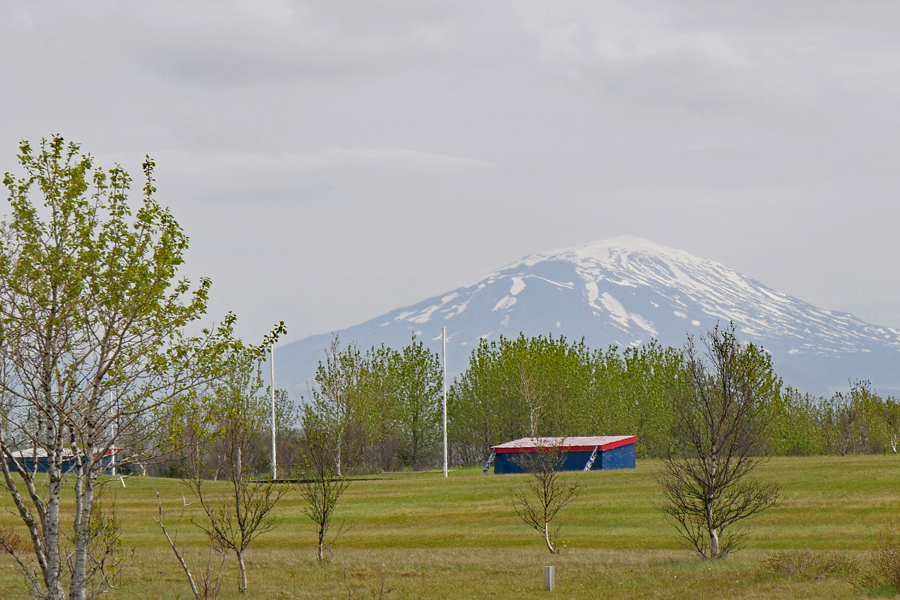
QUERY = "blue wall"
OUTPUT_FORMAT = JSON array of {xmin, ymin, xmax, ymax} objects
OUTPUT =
[
  {"xmin": 599, "ymin": 443, "xmax": 635, "ymax": 470},
  {"xmin": 493, "ymin": 443, "xmax": 635, "ymax": 474},
  {"xmin": 6, "ymin": 455, "xmax": 117, "ymax": 475}
]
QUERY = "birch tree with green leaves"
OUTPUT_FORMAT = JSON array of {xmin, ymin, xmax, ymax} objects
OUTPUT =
[
  {"xmin": 389, "ymin": 336, "xmax": 442, "ymax": 470},
  {"xmin": 307, "ymin": 336, "xmax": 367, "ymax": 476},
  {"xmin": 304, "ymin": 335, "xmax": 443, "ymax": 473},
  {"xmin": 0, "ymin": 136, "xmax": 277, "ymax": 600}
]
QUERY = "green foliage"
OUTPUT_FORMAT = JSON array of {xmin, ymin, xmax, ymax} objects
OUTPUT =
[
  {"xmin": 306, "ymin": 337, "xmax": 368, "ymax": 475},
  {"xmin": 449, "ymin": 334, "xmax": 684, "ymax": 465},
  {"xmin": 388, "ymin": 337, "xmax": 443, "ymax": 469},
  {"xmin": 821, "ymin": 381, "xmax": 898, "ymax": 456},
  {"xmin": 766, "ymin": 381, "xmax": 900, "ymax": 458},
  {"xmin": 0, "ymin": 135, "xmax": 272, "ymax": 600},
  {"xmin": 297, "ymin": 408, "xmax": 351, "ymax": 562},
  {"xmin": 305, "ymin": 328, "xmax": 900, "ymax": 471},
  {"xmin": 588, "ymin": 342, "xmax": 685, "ymax": 458},
  {"xmin": 304, "ymin": 334, "xmax": 443, "ymax": 474},
  {"xmin": 766, "ymin": 389, "xmax": 830, "ymax": 456},
  {"xmin": 450, "ymin": 334, "xmax": 594, "ymax": 464},
  {"xmin": 207, "ymin": 347, "xmax": 276, "ymax": 479},
  {"xmin": 157, "ymin": 342, "xmax": 292, "ymax": 480},
  {"xmin": 183, "ymin": 348, "xmax": 290, "ymax": 594}
]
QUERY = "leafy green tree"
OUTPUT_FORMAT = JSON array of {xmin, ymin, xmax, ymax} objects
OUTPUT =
[
  {"xmin": 205, "ymin": 348, "xmax": 288, "ymax": 479},
  {"xmin": 389, "ymin": 336, "xmax": 442, "ymax": 470},
  {"xmin": 875, "ymin": 395, "xmax": 900, "ymax": 454},
  {"xmin": 0, "ymin": 136, "xmax": 263, "ymax": 600},
  {"xmin": 307, "ymin": 336, "xmax": 370, "ymax": 476},
  {"xmin": 766, "ymin": 388, "xmax": 829, "ymax": 456},
  {"xmin": 163, "ymin": 346, "xmax": 288, "ymax": 595},
  {"xmin": 449, "ymin": 334, "xmax": 593, "ymax": 464},
  {"xmin": 823, "ymin": 381, "xmax": 884, "ymax": 455},
  {"xmin": 449, "ymin": 333, "xmax": 685, "ymax": 464},
  {"xmin": 585, "ymin": 342, "xmax": 683, "ymax": 457},
  {"xmin": 303, "ymin": 335, "xmax": 444, "ymax": 473},
  {"xmin": 271, "ymin": 387, "xmax": 302, "ymax": 472},
  {"xmin": 353, "ymin": 344, "xmax": 400, "ymax": 471}
]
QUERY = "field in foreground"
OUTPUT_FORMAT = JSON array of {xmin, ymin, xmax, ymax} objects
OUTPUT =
[{"xmin": 0, "ymin": 455, "xmax": 898, "ymax": 599}]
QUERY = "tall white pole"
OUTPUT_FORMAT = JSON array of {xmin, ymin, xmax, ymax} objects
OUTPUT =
[
  {"xmin": 442, "ymin": 327, "xmax": 448, "ymax": 478},
  {"xmin": 270, "ymin": 343, "xmax": 277, "ymax": 480},
  {"xmin": 110, "ymin": 391, "xmax": 116, "ymax": 477}
]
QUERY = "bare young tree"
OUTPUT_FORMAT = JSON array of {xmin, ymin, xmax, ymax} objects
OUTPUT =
[
  {"xmin": 511, "ymin": 440, "xmax": 578, "ymax": 554},
  {"xmin": 0, "ymin": 136, "xmax": 259, "ymax": 600},
  {"xmin": 657, "ymin": 323, "xmax": 780, "ymax": 559},
  {"xmin": 152, "ymin": 493, "xmax": 226, "ymax": 600},
  {"xmin": 187, "ymin": 348, "xmax": 288, "ymax": 594},
  {"xmin": 190, "ymin": 474, "xmax": 285, "ymax": 594},
  {"xmin": 298, "ymin": 408, "xmax": 350, "ymax": 562}
]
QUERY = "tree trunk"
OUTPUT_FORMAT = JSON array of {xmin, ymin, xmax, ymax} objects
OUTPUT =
[
  {"xmin": 707, "ymin": 451, "xmax": 718, "ymax": 558},
  {"xmin": 709, "ymin": 527, "xmax": 720, "ymax": 559},
  {"xmin": 543, "ymin": 521, "xmax": 555, "ymax": 554},
  {"xmin": 336, "ymin": 441, "xmax": 342, "ymax": 478},
  {"xmin": 317, "ymin": 495, "xmax": 327, "ymax": 563},
  {"xmin": 237, "ymin": 550, "xmax": 247, "ymax": 593},
  {"xmin": 70, "ymin": 460, "xmax": 95, "ymax": 600},
  {"xmin": 46, "ymin": 464, "xmax": 64, "ymax": 600}
]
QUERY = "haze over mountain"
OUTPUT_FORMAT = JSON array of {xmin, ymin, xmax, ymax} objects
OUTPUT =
[{"xmin": 277, "ymin": 236, "xmax": 900, "ymax": 398}]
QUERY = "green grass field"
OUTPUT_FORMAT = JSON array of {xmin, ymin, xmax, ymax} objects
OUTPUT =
[{"xmin": 1, "ymin": 455, "xmax": 898, "ymax": 599}]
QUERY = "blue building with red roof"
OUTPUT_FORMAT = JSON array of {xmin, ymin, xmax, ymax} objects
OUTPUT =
[{"xmin": 488, "ymin": 435, "xmax": 637, "ymax": 474}]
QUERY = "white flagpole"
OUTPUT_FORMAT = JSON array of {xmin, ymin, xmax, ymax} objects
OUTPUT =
[
  {"xmin": 270, "ymin": 343, "xmax": 277, "ymax": 480},
  {"xmin": 110, "ymin": 391, "xmax": 116, "ymax": 476},
  {"xmin": 442, "ymin": 327, "xmax": 448, "ymax": 478}
]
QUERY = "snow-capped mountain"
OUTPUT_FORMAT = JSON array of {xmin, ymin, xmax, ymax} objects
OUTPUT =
[{"xmin": 277, "ymin": 236, "xmax": 900, "ymax": 397}]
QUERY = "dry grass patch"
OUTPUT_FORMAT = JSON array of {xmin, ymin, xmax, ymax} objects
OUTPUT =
[
  {"xmin": 760, "ymin": 550, "xmax": 863, "ymax": 580},
  {"xmin": 0, "ymin": 526, "xmax": 32, "ymax": 555}
]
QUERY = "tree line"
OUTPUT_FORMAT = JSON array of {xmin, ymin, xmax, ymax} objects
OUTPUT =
[
  {"xmin": 293, "ymin": 331, "xmax": 900, "ymax": 474},
  {"xmin": 149, "ymin": 329, "xmax": 900, "ymax": 480}
]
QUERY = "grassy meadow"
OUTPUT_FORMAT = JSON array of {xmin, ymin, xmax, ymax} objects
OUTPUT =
[{"xmin": 1, "ymin": 455, "xmax": 899, "ymax": 599}]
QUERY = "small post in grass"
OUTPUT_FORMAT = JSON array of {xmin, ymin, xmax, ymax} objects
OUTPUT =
[{"xmin": 544, "ymin": 565, "xmax": 555, "ymax": 591}]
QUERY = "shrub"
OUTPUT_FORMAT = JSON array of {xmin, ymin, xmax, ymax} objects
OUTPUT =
[{"xmin": 872, "ymin": 522, "xmax": 900, "ymax": 591}]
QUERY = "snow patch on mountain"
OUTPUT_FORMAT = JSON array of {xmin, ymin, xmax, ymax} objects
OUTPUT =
[
  {"xmin": 493, "ymin": 296, "xmax": 517, "ymax": 311},
  {"xmin": 510, "ymin": 277, "xmax": 526, "ymax": 295}
]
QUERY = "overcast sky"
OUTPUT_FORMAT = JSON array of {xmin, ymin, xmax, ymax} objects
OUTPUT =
[{"xmin": 2, "ymin": 1, "xmax": 899, "ymax": 345}]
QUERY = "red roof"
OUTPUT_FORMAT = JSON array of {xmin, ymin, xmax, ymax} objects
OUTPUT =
[{"xmin": 491, "ymin": 436, "xmax": 637, "ymax": 454}]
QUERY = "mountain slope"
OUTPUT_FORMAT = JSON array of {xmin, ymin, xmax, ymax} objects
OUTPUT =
[{"xmin": 277, "ymin": 236, "xmax": 900, "ymax": 397}]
